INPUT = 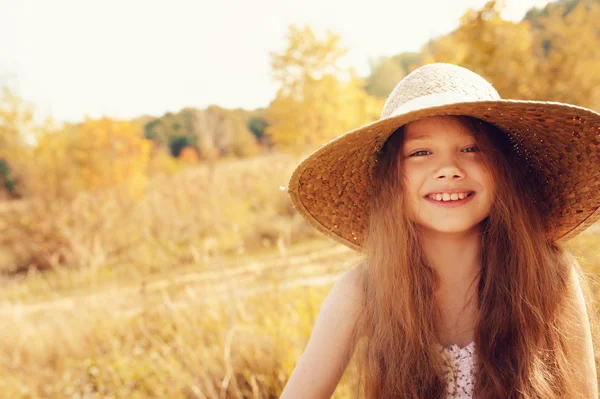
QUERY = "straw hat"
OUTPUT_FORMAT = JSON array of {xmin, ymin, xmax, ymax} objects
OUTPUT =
[{"xmin": 287, "ymin": 63, "xmax": 600, "ymax": 251}]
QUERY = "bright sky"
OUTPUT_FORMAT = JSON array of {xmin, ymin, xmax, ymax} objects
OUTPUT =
[{"xmin": 1, "ymin": 0, "xmax": 552, "ymax": 124}]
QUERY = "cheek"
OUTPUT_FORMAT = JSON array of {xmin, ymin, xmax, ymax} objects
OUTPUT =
[
  {"xmin": 471, "ymin": 166, "xmax": 496, "ymax": 201},
  {"xmin": 475, "ymin": 164, "xmax": 495, "ymax": 190},
  {"xmin": 400, "ymin": 165, "xmax": 423, "ymax": 192},
  {"xmin": 485, "ymin": 174, "xmax": 496, "ymax": 195}
]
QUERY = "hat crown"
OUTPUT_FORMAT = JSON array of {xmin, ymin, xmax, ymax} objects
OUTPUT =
[{"xmin": 380, "ymin": 63, "xmax": 500, "ymax": 119}]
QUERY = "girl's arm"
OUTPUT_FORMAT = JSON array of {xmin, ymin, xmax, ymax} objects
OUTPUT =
[
  {"xmin": 566, "ymin": 262, "xmax": 598, "ymax": 398},
  {"xmin": 279, "ymin": 265, "xmax": 363, "ymax": 399}
]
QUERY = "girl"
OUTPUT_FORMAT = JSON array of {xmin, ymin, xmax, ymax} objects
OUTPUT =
[{"xmin": 281, "ymin": 63, "xmax": 600, "ymax": 398}]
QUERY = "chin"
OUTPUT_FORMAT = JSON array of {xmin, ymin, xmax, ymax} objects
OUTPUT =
[{"xmin": 420, "ymin": 221, "xmax": 483, "ymax": 235}]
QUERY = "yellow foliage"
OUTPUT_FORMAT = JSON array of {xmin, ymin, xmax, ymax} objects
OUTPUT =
[
  {"xmin": 267, "ymin": 25, "xmax": 383, "ymax": 153},
  {"xmin": 28, "ymin": 117, "xmax": 152, "ymax": 200},
  {"xmin": 0, "ymin": 86, "xmax": 34, "ymax": 165},
  {"xmin": 530, "ymin": 0, "xmax": 600, "ymax": 109},
  {"xmin": 178, "ymin": 146, "xmax": 199, "ymax": 164},
  {"xmin": 0, "ymin": 228, "xmax": 597, "ymax": 397},
  {"xmin": 70, "ymin": 117, "xmax": 151, "ymax": 198},
  {"xmin": 270, "ymin": 25, "xmax": 348, "ymax": 97},
  {"xmin": 147, "ymin": 145, "xmax": 181, "ymax": 177},
  {"xmin": 27, "ymin": 126, "xmax": 73, "ymax": 198},
  {"xmin": 425, "ymin": 1, "xmax": 537, "ymax": 99},
  {"xmin": 425, "ymin": 0, "xmax": 600, "ymax": 110}
]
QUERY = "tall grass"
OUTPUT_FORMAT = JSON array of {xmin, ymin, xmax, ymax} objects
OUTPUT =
[
  {"xmin": 0, "ymin": 262, "xmax": 361, "ymax": 398},
  {"xmin": 0, "ymin": 154, "xmax": 322, "ymax": 301},
  {"xmin": 0, "ymin": 153, "xmax": 598, "ymax": 398}
]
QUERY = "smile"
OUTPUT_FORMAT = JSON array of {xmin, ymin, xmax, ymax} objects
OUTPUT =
[
  {"xmin": 424, "ymin": 192, "xmax": 476, "ymax": 208},
  {"xmin": 427, "ymin": 192, "xmax": 474, "ymax": 201}
]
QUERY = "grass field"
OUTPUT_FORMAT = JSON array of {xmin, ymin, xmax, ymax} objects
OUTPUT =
[
  {"xmin": 0, "ymin": 237, "xmax": 364, "ymax": 398},
  {"xmin": 0, "ymin": 152, "xmax": 598, "ymax": 398},
  {"xmin": 0, "ymin": 228, "xmax": 598, "ymax": 398}
]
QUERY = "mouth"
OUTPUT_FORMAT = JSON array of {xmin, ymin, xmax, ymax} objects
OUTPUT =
[
  {"xmin": 423, "ymin": 191, "xmax": 476, "ymax": 208},
  {"xmin": 424, "ymin": 191, "xmax": 475, "ymax": 201}
]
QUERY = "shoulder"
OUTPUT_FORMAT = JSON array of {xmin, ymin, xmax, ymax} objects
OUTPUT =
[
  {"xmin": 332, "ymin": 261, "xmax": 365, "ymax": 303},
  {"xmin": 278, "ymin": 262, "xmax": 366, "ymax": 399},
  {"xmin": 316, "ymin": 261, "xmax": 365, "ymax": 331}
]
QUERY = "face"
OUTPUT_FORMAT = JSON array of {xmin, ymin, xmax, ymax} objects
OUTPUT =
[{"xmin": 399, "ymin": 115, "xmax": 495, "ymax": 236}]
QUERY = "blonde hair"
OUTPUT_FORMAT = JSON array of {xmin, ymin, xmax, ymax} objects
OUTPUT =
[{"xmin": 349, "ymin": 116, "xmax": 598, "ymax": 398}]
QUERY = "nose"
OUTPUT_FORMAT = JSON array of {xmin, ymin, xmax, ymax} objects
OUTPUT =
[{"xmin": 434, "ymin": 157, "xmax": 465, "ymax": 181}]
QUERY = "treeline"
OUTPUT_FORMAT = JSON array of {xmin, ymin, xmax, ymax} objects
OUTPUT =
[
  {"xmin": 366, "ymin": 0, "xmax": 599, "ymax": 106},
  {"xmin": 142, "ymin": 106, "xmax": 269, "ymax": 160},
  {"xmin": 83, "ymin": 0, "xmax": 600, "ymax": 167},
  {"xmin": 0, "ymin": 0, "xmax": 597, "ymax": 200}
]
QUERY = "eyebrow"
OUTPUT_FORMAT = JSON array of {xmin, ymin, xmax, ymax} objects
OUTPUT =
[
  {"xmin": 404, "ymin": 134, "xmax": 432, "ymax": 142},
  {"xmin": 404, "ymin": 132, "xmax": 477, "ymax": 143}
]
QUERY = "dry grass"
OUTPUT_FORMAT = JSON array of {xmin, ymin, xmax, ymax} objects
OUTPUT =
[
  {"xmin": 0, "ymin": 240, "xmax": 362, "ymax": 399},
  {"xmin": 0, "ymin": 153, "xmax": 598, "ymax": 398},
  {"xmin": 0, "ymin": 227, "xmax": 597, "ymax": 398},
  {"xmin": 0, "ymin": 153, "xmax": 322, "ymax": 301}
]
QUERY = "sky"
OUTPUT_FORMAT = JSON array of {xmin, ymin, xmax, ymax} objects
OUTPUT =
[{"xmin": 1, "ymin": 0, "xmax": 552, "ymax": 124}]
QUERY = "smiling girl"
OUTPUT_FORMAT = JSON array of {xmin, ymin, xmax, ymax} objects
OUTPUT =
[{"xmin": 281, "ymin": 63, "xmax": 600, "ymax": 398}]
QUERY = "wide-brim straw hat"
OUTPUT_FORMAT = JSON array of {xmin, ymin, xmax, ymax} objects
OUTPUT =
[{"xmin": 287, "ymin": 63, "xmax": 600, "ymax": 251}]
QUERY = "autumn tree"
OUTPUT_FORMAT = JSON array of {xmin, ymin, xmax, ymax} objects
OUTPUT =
[
  {"xmin": 365, "ymin": 52, "xmax": 423, "ymax": 98},
  {"xmin": 67, "ymin": 117, "xmax": 152, "ymax": 198},
  {"xmin": 247, "ymin": 115, "xmax": 269, "ymax": 144},
  {"xmin": 423, "ymin": 0, "xmax": 599, "ymax": 109},
  {"xmin": 528, "ymin": 0, "xmax": 600, "ymax": 109},
  {"xmin": 169, "ymin": 135, "xmax": 193, "ymax": 157},
  {"xmin": 266, "ymin": 25, "xmax": 383, "ymax": 153},
  {"xmin": 425, "ymin": 0, "xmax": 537, "ymax": 99},
  {"xmin": 0, "ymin": 86, "xmax": 37, "ymax": 196},
  {"xmin": 178, "ymin": 146, "xmax": 200, "ymax": 164},
  {"xmin": 227, "ymin": 109, "xmax": 261, "ymax": 158},
  {"xmin": 365, "ymin": 56, "xmax": 406, "ymax": 98},
  {"xmin": 144, "ymin": 106, "xmax": 260, "ymax": 160},
  {"xmin": 26, "ymin": 125, "xmax": 74, "ymax": 198},
  {"xmin": 144, "ymin": 112, "xmax": 192, "ymax": 150}
]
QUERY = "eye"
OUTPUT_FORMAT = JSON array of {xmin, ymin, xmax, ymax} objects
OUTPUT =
[
  {"xmin": 463, "ymin": 145, "xmax": 480, "ymax": 153},
  {"xmin": 409, "ymin": 150, "xmax": 431, "ymax": 157}
]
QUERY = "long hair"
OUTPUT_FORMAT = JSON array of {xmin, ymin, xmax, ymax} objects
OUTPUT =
[{"xmin": 349, "ymin": 116, "xmax": 599, "ymax": 398}]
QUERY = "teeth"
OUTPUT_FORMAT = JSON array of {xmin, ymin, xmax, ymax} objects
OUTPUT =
[{"xmin": 428, "ymin": 192, "xmax": 471, "ymax": 202}]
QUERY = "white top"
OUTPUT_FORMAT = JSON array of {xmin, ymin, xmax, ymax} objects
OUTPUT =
[{"xmin": 439, "ymin": 341, "xmax": 478, "ymax": 398}]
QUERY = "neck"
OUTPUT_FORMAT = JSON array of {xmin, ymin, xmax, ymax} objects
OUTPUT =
[
  {"xmin": 417, "ymin": 225, "xmax": 484, "ymax": 346},
  {"xmin": 418, "ymin": 225, "xmax": 483, "ymax": 294}
]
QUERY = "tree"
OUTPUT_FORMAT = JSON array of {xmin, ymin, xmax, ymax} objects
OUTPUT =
[
  {"xmin": 0, "ymin": 160, "xmax": 16, "ymax": 196},
  {"xmin": 226, "ymin": 109, "xmax": 261, "ymax": 158},
  {"xmin": 0, "ymin": 86, "xmax": 37, "ymax": 196},
  {"xmin": 529, "ymin": 0, "xmax": 600, "ymax": 108},
  {"xmin": 0, "ymin": 86, "xmax": 34, "ymax": 159},
  {"xmin": 365, "ymin": 56, "xmax": 407, "ymax": 98},
  {"xmin": 424, "ymin": 0, "xmax": 600, "ymax": 109},
  {"xmin": 144, "ymin": 112, "xmax": 183, "ymax": 147},
  {"xmin": 424, "ymin": 1, "xmax": 537, "ymax": 99},
  {"xmin": 247, "ymin": 116, "xmax": 269, "ymax": 143},
  {"xmin": 178, "ymin": 146, "xmax": 200, "ymax": 164},
  {"xmin": 169, "ymin": 135, "xmax": 192, "ymax": 157},
  {"xmin": 26, "ymin": 124, "xmax": 75, "ymax": 199},
  {"xmin": 269, "ymin": 25, "xmax": 348, "ymax": 99},
  {"xmin": 266, "ymin": 25, "xmax": 382, "ymax": 153},
  {"xmin": 144, "ymin": 106, "xmax": 260, "ymax": 160},
  {"xmin": 69, "ymin": 117, "xmax": 152, "ymax": 198}
]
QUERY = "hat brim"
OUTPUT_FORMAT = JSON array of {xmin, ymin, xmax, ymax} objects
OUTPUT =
[{"xmin": 288, "ymin": 99, "xmax": 600, "ymax": 251}]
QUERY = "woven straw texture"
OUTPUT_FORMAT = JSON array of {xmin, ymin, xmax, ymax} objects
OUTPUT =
[{"xmin": 288, "ymin": 63, "xmax": 600, "ymax": 251}]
